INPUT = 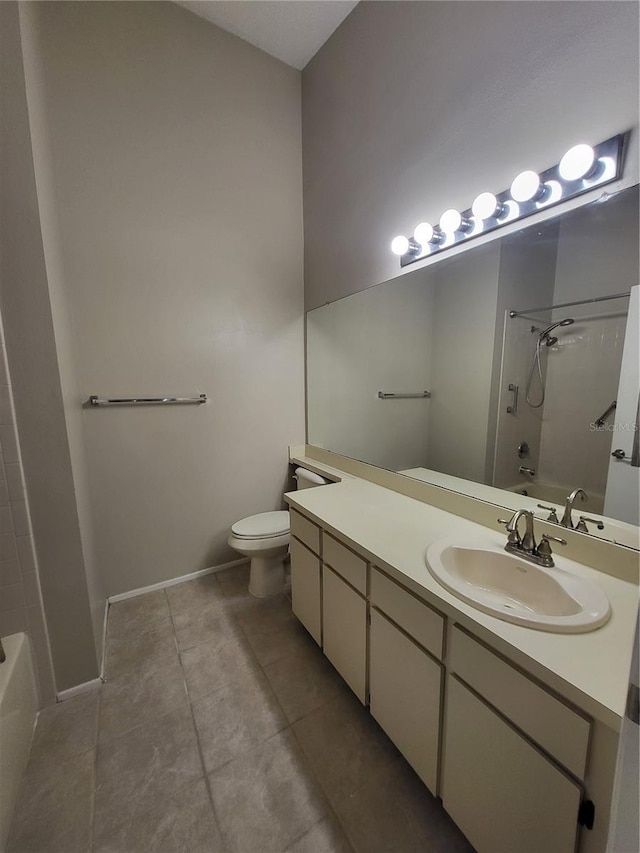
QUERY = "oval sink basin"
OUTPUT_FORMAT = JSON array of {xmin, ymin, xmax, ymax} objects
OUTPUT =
[{"xmin": 426, "ymin": 536, "xmax": 610, "ymax": 633}]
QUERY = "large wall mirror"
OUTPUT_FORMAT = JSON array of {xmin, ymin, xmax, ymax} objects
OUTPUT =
[{"xmin": 307, "ymin": 185, "xmax": 640, "ymax": 550}]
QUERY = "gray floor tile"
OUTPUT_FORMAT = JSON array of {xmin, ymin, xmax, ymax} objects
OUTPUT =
[
  {"xmin": 24, "ymin": 689, "xmax": 99, "ymax": 777},
  {"xmin": 104, "ymin": 615, "xmax": 176, "ymax": 679},
  {"xmin": 107, "ymin": 589, "xmax": 169, "ymax": 634},
  {"xmin": 335, "ymin": 759, "xmax": 475, "ymax": 853},
  {"xmin": 180, "ymin": 632, "xmax": 259, "ymax": 701},
  {"xmin": 192, "ymin": 668, "xmax": 287, "ymax": 772},
  {"xmin": 166, "ymin": 573, "xmax": 225, "ymax": 616},
  {"xmin": 236, "ymin": 593, "xmax": 309, "ymax": 666},
  {"xmin": 216, "ymin": 563, "xmax": 250, "ymax": 599},
  {"xmin": 263, "ymin": 634, "xmax": 346, "ymax": 723},
  {"xmin": 209, "ymin": 728, "xmax": 328, "ymax": 853},
  {"xmin": 93, "ymin": 778, "xmax": 223, "ymax": 853},
  {"xmin": 172, "ymin": 598, "xmax": 240, "ymax": 652},
  {"xmin": 285, "ymin": 815, "xmax": 353, "ymax": 853},
  {"xmin": 94, "ymin": 704, "xmax": 202, "ymax": 840},
  {"xmin": 292, "ymin": 690, "xmax": 400, "ymax": 808},
  {"xmin": 7, "ymin": 749, "xmax": 94, "ymax": 853},
  {"xmin": 99, "ymin": 649, "xmax": 188, "ymax": 743}
]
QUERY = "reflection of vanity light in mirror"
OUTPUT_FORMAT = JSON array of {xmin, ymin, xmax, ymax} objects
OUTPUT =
[
  {"xmin": 391, "ymin": 133, "xmax": 626, "ymax": 268},
  {"xmin": 497, "ymin": 199, "xmax": 520, "ymax": 223},
  {"xmin": 558, "ymin": 143, "xmax": 596, "ymax": 181},
  {"xmin": 439, "ymin": 208, "xmax": 471, "ymax": 234},
  {"xmin": 536, "ymin": 180, "xmax": 563, "ymax": 208},
  {"xmin": 413, "ymin": 221, "xmax": 444, "ymax": 253},
  {"xmin": 391, "ymin": 235, "xmax": 420, "ymax": 256},
  {"xmin": 472, "ymin": 192, "xmax": 504, "ymax": 220},
  {"xmin": 510, "ymin": 170, "xmax": 546, "ymax": 203}
]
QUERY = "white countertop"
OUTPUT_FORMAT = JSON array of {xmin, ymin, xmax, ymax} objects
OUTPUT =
[{"xmin": 285, "ymin": 475, "xmax": 639, "ymax": 731}]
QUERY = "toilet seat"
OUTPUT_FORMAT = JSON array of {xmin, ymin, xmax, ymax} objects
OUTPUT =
[{"xmin": 231, "ymin": 510, "xmax": 290, "ymax": 540}]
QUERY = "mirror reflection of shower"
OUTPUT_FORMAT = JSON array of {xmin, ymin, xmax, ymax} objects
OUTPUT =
[
  {"xmin": 525, "ymin": 318, "xmax": 575, "ymax": 408},
  {"xmin": 494, "ymin": 290, "xmax": 631, "ymax": 513}
]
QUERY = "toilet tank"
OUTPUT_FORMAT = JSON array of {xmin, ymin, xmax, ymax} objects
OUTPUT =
[{"xmin": 295, "ymin": 467, "xmax": 329, "ymax": 490}]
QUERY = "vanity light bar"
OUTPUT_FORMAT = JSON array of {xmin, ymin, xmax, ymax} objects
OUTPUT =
[{"xmin": 391, "ymin": 134, "xmax": 626, "ymax": 268}]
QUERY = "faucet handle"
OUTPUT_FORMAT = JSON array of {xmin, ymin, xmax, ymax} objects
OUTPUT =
[
  {"xmin": 498, "ymin": 518, "xmax": 520, "ymax": 547},
  {"xmin": 537, "ymin": 503, "xmax": 559, "ymax": 523},
  {"xmin": 541, "ymin": 533, "xmax": 567, "ymax": 546},
  {"xmin": 575, "ymin": 516, "xmax": 605, "ymax": 534},
  {"xmin": 537, "ymin": 533, "xmax": 567, "ymax": 565}
]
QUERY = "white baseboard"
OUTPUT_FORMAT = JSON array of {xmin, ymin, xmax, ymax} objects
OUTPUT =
[
  {"xmin": 56, "ymin": 678, "xmax": 102, "ymax": 702},
  {"xmin": 107, "ymin": 557, "xmax": 250, "ymax": 604}
]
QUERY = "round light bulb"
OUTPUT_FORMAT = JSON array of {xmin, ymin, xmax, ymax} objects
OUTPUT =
[
  {"xmin": 510, "ymin": 170, "xmax": 542, "ymax": 202},
  {"xmin": 471, "ymin": 192, "xmax": 501, "ymax": 220},
  {"xmin": 439, "ymin": 208, "xmax": 463, "ymax": 234},
  {"xmin": 413, "ymin": 222, "xmax": 435, "ymax": 245},
  {"xmin": 558, "ymin": 144, "xmax": 595, "ymax": 181},
  {"xmin": 391, "ymin": 235, "xmax": 410, "ymax": 256}
]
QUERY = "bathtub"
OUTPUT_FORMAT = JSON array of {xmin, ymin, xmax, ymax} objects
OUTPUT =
[
  {"xmin": 0, "ymin": 633, "xmax": 38, "ymax": 852},
  {"xmin": 506, "ymin": 481, "xmax": 605, "ymax": 514}
]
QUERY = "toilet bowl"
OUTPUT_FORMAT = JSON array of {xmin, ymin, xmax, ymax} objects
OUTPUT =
[{"xmin": 228, "ymin": 467, "xmax": 329, "ymax": 597}]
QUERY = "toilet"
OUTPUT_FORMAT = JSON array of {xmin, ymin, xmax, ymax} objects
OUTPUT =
[{"xmin": 228, "ymin": 467, "xmax": 329, "ymax": 597}]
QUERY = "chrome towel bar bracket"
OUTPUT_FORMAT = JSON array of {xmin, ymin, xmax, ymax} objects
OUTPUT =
[{"xmin": 89, "ymin": 394, "xmax": 207, "ymax": 407}]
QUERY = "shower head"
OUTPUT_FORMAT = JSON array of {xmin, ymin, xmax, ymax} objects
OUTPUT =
[{"xmin": 539, "ymin": 317, "xmax": 575, "ymax": 339}]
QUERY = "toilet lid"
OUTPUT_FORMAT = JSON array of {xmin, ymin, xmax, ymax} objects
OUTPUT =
[{"xmin": 232, "ymin": 511, "xmax": 290, "ymax": 540}]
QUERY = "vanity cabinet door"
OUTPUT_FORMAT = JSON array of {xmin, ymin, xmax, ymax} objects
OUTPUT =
[
  {"xmin": 290, "ymin": 537, "xmax": 321, "ymax": 645},
  {"xmin": 442, "ymin": 676, "xmax": 582, "ymax": 853},
  {"xmin": 322, "ymin": 565, "xmax": 367, "ymax": 703},
  {"xmin": 369, "ymin": 609, "xmax": 441, "ymax": 793}
]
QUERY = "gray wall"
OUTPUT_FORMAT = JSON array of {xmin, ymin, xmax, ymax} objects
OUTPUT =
[
  {"xmin": 302, "ymin": 1, "xmax": 639, "ymax": 311},
  {"xmin": 25, "ymin": 1, "xmax": 305, "ymax": 597},
  {"xmin": 0, "ymin": 2, "xmax": 99, "ymax": 692}
]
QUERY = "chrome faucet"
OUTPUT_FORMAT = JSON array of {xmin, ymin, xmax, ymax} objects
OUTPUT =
[
  {"xmin": 498, "ymin": 509, "xmax": 566, "ymax": 568},
  {"xmin": 560, "ymin": 488, "xmax": 587, "ymax": 529}
]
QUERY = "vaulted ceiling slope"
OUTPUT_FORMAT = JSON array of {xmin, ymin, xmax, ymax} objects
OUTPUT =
[{"xmin": 178, "ymin": 1, "xmax": 359, "ymax": 70}]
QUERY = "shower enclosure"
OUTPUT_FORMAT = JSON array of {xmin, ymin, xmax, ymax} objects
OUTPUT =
[{"xmin": 493, "ymin": 292, "xmax": 630, "ymax": 513}]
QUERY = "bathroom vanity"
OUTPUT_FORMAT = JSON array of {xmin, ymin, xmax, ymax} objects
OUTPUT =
[{"xmin": 285, "ymin": 462, "xmax": 638, "ymax": 853}]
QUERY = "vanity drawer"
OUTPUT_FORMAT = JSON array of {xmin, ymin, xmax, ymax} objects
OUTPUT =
[
  {"xmin": 370, "ymin": 568, "xmax": 444, "ymax": 660},
  {"xmin": 290, "ymin": 509, "xmax": 321, "ymax": 556},
  {"xmin": 450, "ymin": 627, "xmax": 591, "ymax": 779},
  {"xmin": 322, "ymin": 533, "xmax": 367, "ymax": 594}
]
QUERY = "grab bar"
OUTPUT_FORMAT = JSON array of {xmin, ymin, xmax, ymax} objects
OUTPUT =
[
  {"xmin": 594, "ymin": 400, "xmax": 616, "ymax": 427},
  {"xmin": 89, "ymin": 394, "xmax": 207, "ymax": 407},
  {"xmin": 377, "ymin": 391, "xmax": 431, "ymax": 399}
]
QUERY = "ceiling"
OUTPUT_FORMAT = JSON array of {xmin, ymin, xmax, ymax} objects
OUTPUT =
[{"xmin": 178, "ymin": 1, "xmax": 359, "ymax": 70}]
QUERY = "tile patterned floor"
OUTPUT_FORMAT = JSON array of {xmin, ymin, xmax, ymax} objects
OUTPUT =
[{"xmin": 6, "ymin": 564, "xmax": 475, "ymax": 853}]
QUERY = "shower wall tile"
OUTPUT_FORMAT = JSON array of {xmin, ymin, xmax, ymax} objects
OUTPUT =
[
  {"xmin": 10, "ymin": 501, "xmax": 28, "ymax": 537},
  {"xmin": 5, "ymin": 463, "xmax": 24, "ymax": 500},
  {"xmin": 0, "ymin": 480, "xmax": 9, "ymax": 506},
  {"xmin": 0, "ymin": 533, "xmax": 18, "ymax": 563},
  {"xmin": 0, "ymin": 385, "xmax": 13, "ymax": 424},
  {"xmin": 0, "ymin": 582, "xmax": 25, "ymax": 612},
  {"xmin": 0, "ymin": 606, "xmax": 28, "ymax": 636},
  {"xmin": 16, "ymin": 536, "xmax": 36, "ymax": 575},
  {"xmin": 0, "ymin": 559, "xmax": 20, "ymax": 586},
  {"xmin": 0, "ymin": 425, "xmax": 19, "ymax": 463},
  {"xmin": 0, "ymin": 506, "xmax": 13, "ymax": 534}
]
